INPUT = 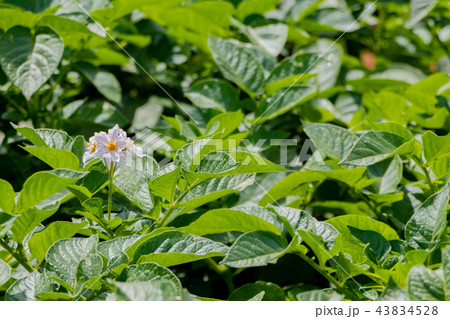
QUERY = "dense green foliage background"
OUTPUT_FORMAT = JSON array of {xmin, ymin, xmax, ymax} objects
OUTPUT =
[{"xmin": 0, "ymin": 0, "xmax": 450, "ymax": 301}]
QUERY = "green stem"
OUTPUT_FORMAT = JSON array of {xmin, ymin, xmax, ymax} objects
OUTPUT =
[
  {"xmin": 0, "ymin": 238, "xmax": 34, "ymax": 273},
  {"xmin": 108, "ymin": 172, "xmax": 113, "ymax": 221},
  {"xmin": 205, "ymin": 258, "xmax": 235, "ymax": 293},
  {"xmin": 107, "ymin": 163, "xmax": 116, "ymax": 221},
  {"xmin": 412, "ymin": 156, "xmax": 435, "ymax": 193},
  {"xmin": 295, "ymin": 250, "xmax": 360, "ymax": 300},
  {"xmin": 156, "ymin": 182, "xmax": 197, "ymax": 228}
]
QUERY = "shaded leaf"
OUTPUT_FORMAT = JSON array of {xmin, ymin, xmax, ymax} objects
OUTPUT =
[
  {"xmin": 15, "ymin": 169, "xmax": 86, "ymax": 214},
  {"xmin": 220, "ymin": 231, "xmax": 288, "ymax": 268},
  {"xmin": 5, "ymin": 272, "xmax": 56, "ymax": 301},
  {"xmin": 0, "ymin": 26, "xmax": 63, "ymax": 100},
  {"xmin": 29, "ymin": 221, "xmax": 87, "ymax": 265},
  {"xmin": 228, "ymin": 281, "xmax": 285, "ymax": 301},
  {"xmin": 114, "ymin": 280, "xmax": 178, "ymax": 301},
  {"xmin": 405, "ymin": 185, "xmax": 449, "ymax": 251},
  {"xmin": 209, "ymin": 36, "xmax": 265, "ymax": 96},
  {"xmin": 133, "ymin": 230, "xmax": 229, "ymax": 267}
]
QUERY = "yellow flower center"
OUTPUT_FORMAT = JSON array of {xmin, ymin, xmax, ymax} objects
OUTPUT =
[
  {"xmin": 107, "ymin": 141, "xmax": 118, "ymax": 151},
  {"xmin": 87, "ymin": 141, "xmax": 97, "ymax": 152}
]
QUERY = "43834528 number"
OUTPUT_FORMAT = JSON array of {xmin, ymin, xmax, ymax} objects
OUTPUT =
[{"xmin": 375, "ymin": 306, "xmax": 439, "ymax": 316}]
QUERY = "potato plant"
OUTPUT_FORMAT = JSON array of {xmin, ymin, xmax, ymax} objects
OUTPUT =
[{"xmin": 0, "ymin": 0, "xmax": 450, "ymax": 301}]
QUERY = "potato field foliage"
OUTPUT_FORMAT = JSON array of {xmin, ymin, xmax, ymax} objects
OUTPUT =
[{"xmin": 0, "ymin": 0, "xmax": 450, "ymax": 301}]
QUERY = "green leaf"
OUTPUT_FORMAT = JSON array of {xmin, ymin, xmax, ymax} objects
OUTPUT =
[
  {"xmin": 329, "ymin": 253, "xmax": 370, "ymax": 283},
  {"xmin": 327, "ymin": 215, "xmax": 399, "ymax": 264},
  {"xmin": 443, "ymin": 246, "xmax": 450, "ymax": 297},
  {"xmin": 11, "ymin": 202, "xmax": 59, "ymax": 244},
  {"xmin": 235, "ymin": 0, "xmax": 281, "ymax": 20},
  {"xmin": 298, "ymin": 222, "xmax": 339, "ymax": 267},
  {"xmin": 259, "ymin": 170, "xmax": 324, "ymax": 206},
  {"xmin": 410, "ymin": 73, "xmax": 450, "ymax": 96},
  {"xmin": 76, "ymin": 62, "xmax": 122, "ymax": 104},
  {"xmin": 114, "ymin": 280, "xmax": 178, "ymax": 301},
  {"xmin": 304, "ymin": 39, "xmax": 342, "ymax": 91},
  {"xmin": 232, "ymin": 18, "xmax": 288, "ymax": 57},
  {"xmin": 423, "ymin": 131, "xmax": 450, "ymax": 163},
  {"xmin": 368, "ymin": 122, "xmax": 416, "ymax": 143},
  {"xmin": 290, "ymin": 289, "xmax": 335, "ymax": 301},
  {"xmin": 267, "ymin": 206, "xmax": 316, "ymax": 237},
  {"xmin": 177, "ymin": 174, "xmax": 255, "ymax": 216},
  {"xmin": 15, "ymin": 169, "xmax": 86, "ymax": 214},
  {"xmin": 391, "ymin": 250, "xmax": 429, "ymax": 289},
  {"xmin": 264, "ymin": 54, "xmax": 321, "ymax": 95},
  {"xmin": 405, "ymin": 185, "xmax": 449, "ymax": 251},
  {"xmin": 149, "ymin": 163, "xmax": 180, "ymax": 202},
  {"xmin": 365, "ymin": 156, "xmax": 403, "ymax": 194},
  {"xmin": 37, "ymin": 15, "xmax": 104, "ymax": 50},
  {"xmin": 29, "ymin": 221, "xmax": 87, "ymax": 265},
  {"xmin": 12, "ymin": 124, "xmax": 48, "ymax": 147},
  {"xmin": 406, "ymin": 0, "xmax": 439, "ymax": 27},
  {"xmin": 75, "ymin": 255, "xmax": 103, "ymax": 293},
  {"xmin": 341, "ymin": 131, "xmax": 414, "ymax": 166},
  {"xmin": 380, "ymin": 279, "xmax": 409, "ymax": 301},
  {"xmin": 183, "ymin": 151, "xmax": 242, "ymax": 185},
  {"xmin": 0, "ymin": 8, "xmax": 36, "ymax": 31},
  {"xmin": 251, "ymin": 85, "xmax": 316, "ymax": 124},
  {"xmin": 287, "ymin": 0, "xmax": 322, "ymax": 21},
  {"xmin": 184, "ymin": 150, "xmax": 289, "ymax": 188},
  {"xmin": 182, "ymin": 206, "xmax": 283, "ymax": 236},
  {"xmin": 114, "ymin": 164, "xmax": 153, "ymax": 213},
  {"xmin": 71, "ymin": 135, "xmax": 85, "ymax": 166},
  {"xmin": 35, "ymin": 129, "xmax": 73, "ymax": 149},
  {"xmin": 177, "ymin": 141, "xmax": 289, "ymax": 182},
  {"xmin": 208, "ymin": 36, "xmax": 265, "ymax": 96},
  {"xmin": 220, "ymin": 231, "xmax": 288, "ymax": 268},
  {"xmin": 0, "ymin": 213, "xmax": 16, "ymax": 236},
  {"xmin": 97, "ymin": 235, "xmax": 141, "ymax": 262},
  {"xmin": 185, "ymin": 79, "xmax": 239, "ymax": 112},
  {"xmin": 75, "ymin": 198, "xmax": 122, "ymax": 234},
  {"xmin": 259, "ymin": 167, "xmax": 366, "ymax": 206},
  {"xmin": 0, "ymin": 179, "xmax": 15, "ymax": 214},
  {"xmin": 142, "ymin": 1, "xmax": 234, "ymax": 50},
  {"xmin": 248, "ymin": 291, "xmax": 265, "ymax": 301},
  {"xmin": 174, "ymin": 138, "xmax": 215, "ymax": 171},
  {"xmin": 117, "ymin": 262, "xmax": 182, "ymax": 296},
  {"xmin": 247, "ymin": 23, "xmax": 288, "ymax": 57},
  {"xmin": 407, "ymin": 265, "xmax": 445, "ymax": 301},
  {"xmin": 0, "ymin": 258, "xmax": 11, "ymax": 286},
  {"xmin": 348, "ymin": 65, "xmax": 425, "ymax": 92},
  {"xmin": 303, "ymin": 122, "xmax": 358, "ymax": 160},
  {"xmin": 422, "ymin": 131, "xmax": 450, "ymax": 178},
  {"xmin": 310, "ymin": 7, "xmax": 360, "ymax": 32},
  {"xmin": 133, "ymin": 230, "xmax": 229, "ymax": 267},
  {"xmin": 5, "ymin": 272, "xmax": 56, "ymax": 301},
  {"xmin": 45, "ymin": 235, "xmax": 100, "ymax": 291},
  {"xmin": 348, "ymin": 226, "xmax": 391, "ymax": 265},
  {"xmin": 205, "ymin": 111, "xmax": 244, "ymax": 137},
  {"xmin": 196, "ymin": 151, "xmax": 240, "ymax": 174},
  {"xmin": 228, "ymin": 281, "xmax": 285, "ymax": 301},
  {"xmin": 14, "ymin": 125, "xmax": 73, "ymax": 149},
  {"xmin": 363, "ymin": 91, "xmax": 408, "ymax": 125},
  {"xmin": 0, "ymin": 26, "xmax": 63, "ymax": 100},
  {"xmin": 24, "ymin": 147, "xmax": 81, "ymax": 170}
]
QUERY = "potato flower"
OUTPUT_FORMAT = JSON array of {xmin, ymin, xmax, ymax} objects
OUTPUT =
[
  {"xmin": 83, "ymin": 125, "xmax": 143, "ymax": 220},
  {"xmin": 83, "ymin": 124, "xmax": 143, "ymax": 171}
]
